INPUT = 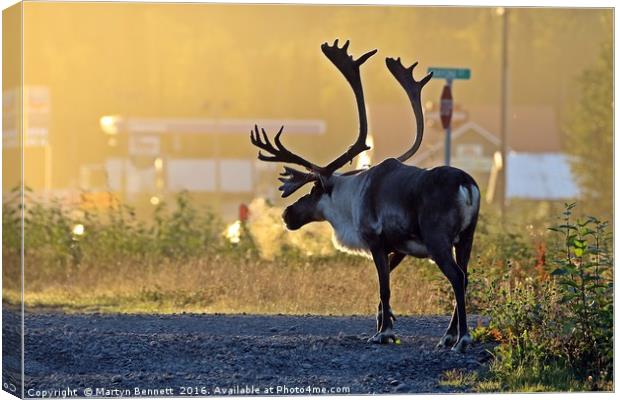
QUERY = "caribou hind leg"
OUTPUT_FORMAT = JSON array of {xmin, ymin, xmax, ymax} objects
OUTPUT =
[
  {"xmin": 450, "ymin": 219, "xmax": 477, "ymax": 351},
  {"xmin": 437, "ymin": 307, "xmax": 459, "ymax": 348},
  {"xmin": 426, "ymin": 237, "xmax": 471, "ymax": 352},
  {"xmin": 437, "ymin": 223, "xmax": 476, "ymax": 348}
]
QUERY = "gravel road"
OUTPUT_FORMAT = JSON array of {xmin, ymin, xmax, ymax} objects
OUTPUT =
[{"xmin": 7, "ymin": 311, "xmax": 495, "ymax": 396}]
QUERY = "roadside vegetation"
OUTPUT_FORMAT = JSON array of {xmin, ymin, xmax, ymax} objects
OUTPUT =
[
  {"xmin": 3, "ymin": 188, "xmax": 445, "ymax": 315},
  {"xmin": 472, "ymin": 203, "xmax": 613, "ymax": 392},
  {"xmin": 2, "ymin": 188, "xmax": 613, "ymax": 391}
]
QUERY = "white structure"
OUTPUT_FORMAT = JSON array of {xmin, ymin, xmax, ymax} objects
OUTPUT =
[
  {"xmin": 506, "ymin": 152, "xmax": 580, "ymax": 200},
  {"xmin": 98, "ymin": 117, "xmax": 326, "ymax": 197}
]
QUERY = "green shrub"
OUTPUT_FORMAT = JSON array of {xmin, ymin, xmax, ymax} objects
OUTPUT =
[
  {"xmin": 2, "ymin": 186, "xmax": 22, "ymax": 252},
  {"xmin": 4, "ymin": 189, "xmax": 229, "ymax": 279},
  {"xmin": 480, "ymin": 203, "xmax": 613, "ymax": 391},
  {"xmin": 547, "ymin": 203, "xmax": 613, "ymax": 383}
]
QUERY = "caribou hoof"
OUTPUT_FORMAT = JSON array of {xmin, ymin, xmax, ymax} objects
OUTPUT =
[
  {"xmin": 451, "ymin": 334, "xmax": 472, "ymax": 353},
  {"xmin": 436, "ymin": 333, "xmax": 457, "ymax": 348},
  {"xmin": 368, "ymin": 329, "xmax": 397, "ymax": 344}
]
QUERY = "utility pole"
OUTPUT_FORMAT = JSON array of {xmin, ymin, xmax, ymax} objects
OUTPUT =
[{"xmin": 499, "ymin": 7, "xmax": 510, "ymax": 223}]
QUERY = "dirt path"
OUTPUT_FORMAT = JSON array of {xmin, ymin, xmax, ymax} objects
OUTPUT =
[{"xmin": 12, "ymin": 311, "xmax": 494, "ymax": 396}]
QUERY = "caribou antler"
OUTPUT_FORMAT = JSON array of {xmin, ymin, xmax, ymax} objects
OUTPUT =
[
  {"xmin": 321, "ymin": 39, "xmax": 376, "ymax": 174},
  {"xmin": 278, "ymin": 167, "xmax": 318, "ymax": 198},
  {"xmin": 250, "ymin": 40, "xmax": 377, "ymax": 197},
  {"xmin": 385, "ymin": 57, "xmax": 433, "ymax": 162},
  {"xmin": 250, "ymin": 125, "xmax": 323, "ymax": 173},
  {"xmin": 250, "ymin": 125, "xmax": 323, "ymax": 197}
]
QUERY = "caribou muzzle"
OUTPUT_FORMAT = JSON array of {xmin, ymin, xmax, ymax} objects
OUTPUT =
[{"xmin": 281, "ymin": 207, "xmax": 301, "ymax": 230}]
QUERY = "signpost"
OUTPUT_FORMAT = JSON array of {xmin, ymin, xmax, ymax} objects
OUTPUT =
[
  {"xmin": 427, "ymin": 67, "xmax": 471, "ymax": 80},
  {"xmin": 427, "ymin": 67, "xmax": 471, "ymax": 166}
]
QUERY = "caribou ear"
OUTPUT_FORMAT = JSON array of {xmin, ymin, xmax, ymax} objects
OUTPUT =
[{"xmin": 278, "ymin": 166, "xmax": 318, "ymax": 198}]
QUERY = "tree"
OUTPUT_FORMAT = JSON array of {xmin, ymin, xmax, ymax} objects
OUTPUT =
[{"xmin": 564, "ymin": 34, "xmax": 613, "ymax": 220}]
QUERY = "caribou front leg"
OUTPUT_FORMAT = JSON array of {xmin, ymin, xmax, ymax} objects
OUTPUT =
[
  {"xmin": 375, "ymin": 252, "xmax": 405, "ymax": 332},
  {"xmin": 369, "ymin": 247, "xmax": 397, "ymax": 344}
]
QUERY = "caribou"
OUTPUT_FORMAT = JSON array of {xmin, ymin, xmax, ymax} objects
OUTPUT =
[{"xmin": 249, "ymin": 40, "xmax": 480, "ymax": 352}]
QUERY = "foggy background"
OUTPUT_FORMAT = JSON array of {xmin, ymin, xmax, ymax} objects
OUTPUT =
[{"xmin": 3, "ymin": 3, "xmax": 613, "ymax": 221}]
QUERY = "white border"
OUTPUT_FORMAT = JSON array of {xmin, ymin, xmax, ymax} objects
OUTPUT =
[{"xmin": 0, "ymin": 2, "xmax": 616, "ymax": 400}]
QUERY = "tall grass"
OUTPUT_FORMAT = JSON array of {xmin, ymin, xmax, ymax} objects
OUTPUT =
[
  {"xmin": 1, "ymin": 190, "xmax": 571, "ymax": 318},
  {"xmin": 3, "ymin": 190, "xmax": 448, "ymax": 315}
]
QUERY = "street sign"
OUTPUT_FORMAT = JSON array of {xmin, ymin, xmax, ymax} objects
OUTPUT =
[
  {"xmin": 428, "ymin": 66, "xmax": 471, "ymax": 166},
  {"xmin": 440, "ymin": 85, "xmax": 453, "ymax": 129},
  {"xmin": 427, "ymin": 110, "xmax": 468, "ymax": 123},
  {"xmin": 427, "ymin": 67, "xmax": 471, "ymax": 80}
]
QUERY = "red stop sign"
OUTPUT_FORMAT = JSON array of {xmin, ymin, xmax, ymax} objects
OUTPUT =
[{"xmin": 440, "ymin": 84, "xmax": 453, "ymax": 129}]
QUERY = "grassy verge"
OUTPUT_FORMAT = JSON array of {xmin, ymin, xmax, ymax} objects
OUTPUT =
[{"xmin": 5, "ymin": 255, "xmax": 445, "ymax": 315}]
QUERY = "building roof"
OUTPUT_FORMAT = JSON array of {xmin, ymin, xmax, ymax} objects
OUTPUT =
[
  {"xmin": 99, "ymin": 117, "xmax": 326, "ymax": 135},
  {"xmin": 410, "ymin": 121, "xmax": 500, "ymax": 164},
  {"xmin": 468, "ymin": 105, "xmax": 561, "ymax": 152},
  {"xmin": 368, "ymin": 103, "xmax": 562, "ymax": 165},
  {"xmin": 506, "ymin": 152, "xmax": 580, "ymax": 200}
]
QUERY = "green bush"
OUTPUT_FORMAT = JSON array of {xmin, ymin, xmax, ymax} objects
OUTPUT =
[
  {"xmin": 479, "ymin": 203, "xmax": 613, "ymax": 391},
  {"xmin": 2, "ymin": 187, "xmax": 22, "ymax": 254},
  {"xmin": 3, "ymin": 190, "xmax": 231, "ymax": 278},
  {"xmin": 548, "ymin": 204, "xmax": 613, "ymax": 383}
]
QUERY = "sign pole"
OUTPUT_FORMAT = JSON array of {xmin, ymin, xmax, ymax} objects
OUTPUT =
[
  {"xmin": 445, "ymin": 124, "xmax": 451, "ymax": 165},
  {"xmin": 429, "ymin": 67, "xmax": 469, "ymax": 167},
  {"xmin": 444, "ymin": 78, "xmax": 453, "ymax": 166}
]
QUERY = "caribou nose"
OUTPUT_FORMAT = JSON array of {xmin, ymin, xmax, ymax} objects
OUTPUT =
[
  {"xmin": 281, "ymin": 207, "xmax": 298, "ymax": 230},
  {"xmin": 282, "ymin": 207, "xmax": 291, "ymax": 225}
]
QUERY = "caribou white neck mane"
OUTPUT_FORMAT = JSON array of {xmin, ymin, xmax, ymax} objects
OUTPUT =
[{"xmin": 317, "ymin": 173, "xmax": 371, "ymax": 257}]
